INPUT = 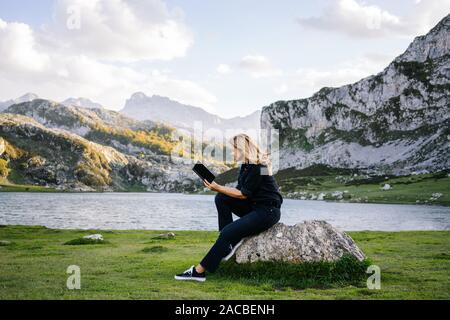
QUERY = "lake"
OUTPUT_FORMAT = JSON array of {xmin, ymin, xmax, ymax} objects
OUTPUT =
[{"xmin": 0, "ymin": 192, "xmax": 449, "ymax": 231}]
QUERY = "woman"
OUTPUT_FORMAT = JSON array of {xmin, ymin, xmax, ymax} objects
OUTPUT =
[{"xmin": 175, "ymin": 133, "xmax": 283, "ymax": 282}]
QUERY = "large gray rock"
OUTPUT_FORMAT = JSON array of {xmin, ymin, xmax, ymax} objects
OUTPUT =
[{"xmin": 234, "ymin": 220, "xmax": 365, "ymax": 264}]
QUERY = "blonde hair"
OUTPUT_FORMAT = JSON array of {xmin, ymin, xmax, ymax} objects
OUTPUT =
[{"xmin": 230, "ymin": 133, "xmax": 272, "ymax": 175}]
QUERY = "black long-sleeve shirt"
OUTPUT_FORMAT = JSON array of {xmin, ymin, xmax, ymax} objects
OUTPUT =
[{"xmin": 236, "ymin": 163, "xmax": 283, "ymax": 205}]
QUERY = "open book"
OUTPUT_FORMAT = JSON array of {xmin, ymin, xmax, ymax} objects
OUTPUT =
[{"xmin": 192, "ymin": 162, "xmax": 216, "ymax": 183}]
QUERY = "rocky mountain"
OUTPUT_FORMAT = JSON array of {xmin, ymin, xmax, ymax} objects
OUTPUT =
[
  {"xmin": 6, "ymin": 99, "xmax": 156, "ymax": 134},
  {"xmin": 261, "ymin": 14, "xmax": 450, "ymax": 175},
  {"xmin": 1, "ymin": 100, "xmax": 229, "ymax": 191},
  {"xmin": 61, "ymin": 97, "xmax": 104, "ymax": 109},
  {"xmin": 0, "ymin": 93, "xmax": 39, "ymax": 112},
  {"xmin": 121, "ymin": 92, "xmax": 261, "ymax": 133},
  {"xmin": 0, "ymin": 114, "xmax": 131, "ymax": 191}
]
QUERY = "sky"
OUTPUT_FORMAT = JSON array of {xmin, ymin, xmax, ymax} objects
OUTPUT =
[{"xmin": 0, "ymin": 0, "xmax": 449, "ymax": 118}]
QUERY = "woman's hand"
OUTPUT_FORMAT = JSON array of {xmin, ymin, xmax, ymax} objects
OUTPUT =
[
  {"xmin": 203, "ymin": 179, "xmax": 222, "ymax": 192},
  {"xmin": 204, "ymin": 180, "xmax": 247, "ymax": 199}
]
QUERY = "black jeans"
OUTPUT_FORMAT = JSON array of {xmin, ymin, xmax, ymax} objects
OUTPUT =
[{"xmin": 200, "ymin": 193, "xmax": 281, "ymax": 273}]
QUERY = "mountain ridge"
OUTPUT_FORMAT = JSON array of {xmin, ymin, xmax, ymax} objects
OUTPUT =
[
  {"xmin": 261, "ymin": 14, "xmax": 450, "ymax": 175},
  {"xmin": 121, "ymin": 91, "xmax": 261, "ymax": 132},
  {"xmin": 61, "ymin": 97, "xmax": 105, "ymax": 109},
  {"xmin": 0, "ymin": 93, "xmax": 39, "ymax": 112},
  {"xmin": 0, "ymin": 100, "xmax": 230, "ymax": 191}
]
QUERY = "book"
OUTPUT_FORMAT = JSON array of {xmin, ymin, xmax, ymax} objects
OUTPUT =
[{"xmin": 192, "ymin": 162, "xmax": 216, "ymax": 183}]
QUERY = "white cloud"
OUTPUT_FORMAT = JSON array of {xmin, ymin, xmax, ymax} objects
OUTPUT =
[
  {"xmin": 297, "ymin": 0, "xmax": 450, "ymax": 38},
  {"xmin": 297, "ymin": 0, "xmax": 402, "ymax": 37},
  {"xmin": 238, "ymin": 55, "xmax": 282, "ymax": 78},
  {"xmin": 0, "ymin": 14, "xmax": 217, "ymax": 112},
  {"xmin": 0, "ymin": 19, "xmax": 50, "ymax": 73},
  {"xmin": 274, "ymin": 83, "xmax": 288, "ymax": 95},
  {"xmin": 45, "ymin": 0, "xmax": 194, "ymax": 62},
  {"xmin": 283, "ymin": 53, "xmax": 393, "ymax": 98},
  {"xmin": 216, "ymin": 64, "xmax": 232, "ymax": 74}
]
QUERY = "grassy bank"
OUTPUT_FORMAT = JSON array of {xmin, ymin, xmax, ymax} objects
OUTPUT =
[
  {"xmin": 0, "ymin": 176, "xmax": 59, "ymax": 192},
  {"xmin": 285, "ymin": 172, "xmax": 449, "ymax": 206},
  {"xmin": 0, "ymin": 225, "xmax": 449, "ymax": 299},
  {"xmin": 0, "ymin": 183, "xmax": 58, "ymax": 192}
]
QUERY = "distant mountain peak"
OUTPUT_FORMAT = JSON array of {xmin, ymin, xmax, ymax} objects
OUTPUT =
[
  {"xmin": 18, "ymin": 93, "xmax": 39, "ymax": 101},
  {"xmin": 61, "ymin": 97, "xmax": 104, "ymax": 109},
  {"xmin": 129, "ymin": 92, "xmax": 148, "ymax": 101},
  {"xmin": 0, "ymin": 93, "xmax": 40, "ymax": 111},
  {"xmin": 128, "ymin": 92, "xmax": 175, "ymax": 105},
  {"xmin": 122, "ymin": 92, "xmax": 261, "ymax": 131},
  {"xmin": 396, "ymin": 13, "xmax": 450, "ymax": 63}
]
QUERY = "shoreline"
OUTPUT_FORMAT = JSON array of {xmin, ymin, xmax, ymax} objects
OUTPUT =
[
  {"xmin": 0, "ymin": 223, "xmax": 449, "ymax": 232},
  {"xmin": 1, "ymin": 186, "xmax": 449, "ymax": 207}
]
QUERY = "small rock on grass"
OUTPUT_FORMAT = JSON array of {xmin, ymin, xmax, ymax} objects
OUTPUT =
[
  {"xmin": 153, "ymin": 232, "xmax": 176, "ymax": 239},
  {"xmin": 83, "ymin": 234, "xmax": 104, "ymax": 241}
]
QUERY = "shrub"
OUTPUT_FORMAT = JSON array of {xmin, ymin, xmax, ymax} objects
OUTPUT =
[
  {"xmin": 0, "ymin": 159, "xmax": 9, "ymax": 178},
  {"xmin": 64, "ymin": 238, "xmax": 108, "ymax": 245},
  {"xmin": 141, "ymin": 246, "xmax": 168, "ymax": 253},
  {"xmin": 393, "ymin": 60, "xmax": 433, "ymax": 83},
  {"xmin": 0, "ymin": 240, "xmax": 13, "ymax": 246},
  {"xmin": 75, "ymin": 163, "xmax": 111, "ymax": 187},
  {"xmin": 214, "ymin": 254, "xmax": 371, "ymax": 290}
]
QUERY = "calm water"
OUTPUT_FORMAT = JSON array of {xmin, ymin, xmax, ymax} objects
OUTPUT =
[{"xmin": 0, "ymin": 192, "xmax": 449, "ymax": 231}]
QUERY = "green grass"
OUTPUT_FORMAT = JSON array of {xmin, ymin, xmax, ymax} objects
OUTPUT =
[
  {"xmin": 0, "ymin": 180, "xmax": 59, "ymax": 192},
  {"xmin": 0, "ymin": 225, "xmax": 448, "ymax": 300}
]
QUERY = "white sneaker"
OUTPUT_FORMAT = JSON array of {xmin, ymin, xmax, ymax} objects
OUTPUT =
[{"xmin": 222, "ymin": 238, "xmax": 245, "ymax": 261}]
